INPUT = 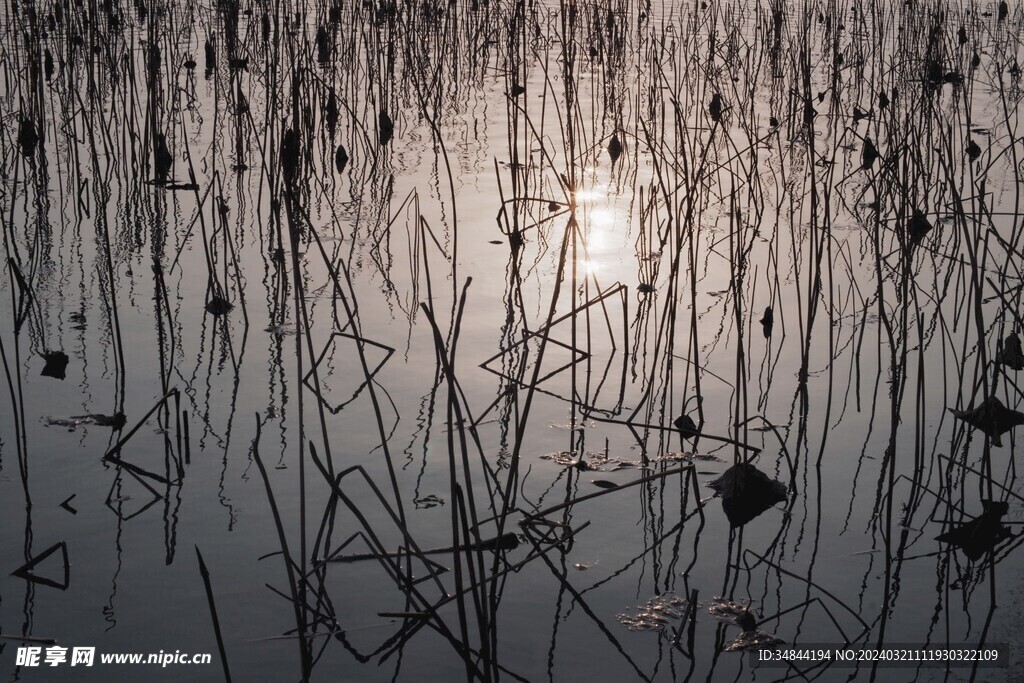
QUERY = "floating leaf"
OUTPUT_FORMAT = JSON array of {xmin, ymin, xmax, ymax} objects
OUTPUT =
[
  {"xmin": 618, "ymin": 594, "xmax": 689, "ymax": 631},
  {"xmin": 325, "ymin": 90, "xmax": 338, "ymax": 134},
  {"xmin": 19, "ymin": 117, "xmax": 39, "ymax": 158},
  {"xmin": 723, "ymin": 629, "xmax": 785, "ymax": 651},
  {"xmin": 204, "ymin": 38, "xmax": 215, "ymax": 72},
  {"xmin": 281, "ymin": 128, "xmax": 300, "ymax": 183},
  {"xmin": 607, "ymin": 134, "xmax": 623, "ymax": 163},
  {"xmin": 206, "ymin": 296, "xmax": 234, "ymax": 316},
  {"xmin": 803, "ymin": 101, "xmax": 816, "ymax": 124},
  {"xmin": 154, "ymin": 133, "xmax": 172, "ymax": 181},
  {"xmin": 709, "ymin": 93, "xmax": 724, "ymax": 122},
  {"xmin": 759, "ymin": 307, "xmax": 773, "ymax": 338},
  {"xmin": 316, "ymin": 25, "xmax": 331, "ymax": 62},
  {"xmin": 708, "ymin": 463, "xmax": 787, "ymax": 528},
  {"xmin": 707, "ymin": 597, "xmax": 748, "ymax": 621},
  {"xmin": 674, "ymin": 414, "xmax": 698, "ymax": 439},
  {"xmin": 41, "ymin": 351, "xmax": 69, "ymax": 380},
  {"xmin": 998, "ymin": 333, "xmax": 1024, "ymax": 370},
  {"xmin": 950, "ymin": 396, "xmax": 1024, "ymax": 446},
  {"xmin": 936, "ymin": 500, "xmax": 1012, "ymax": 560},
  {"xmin": 861, "ymin": 136, "xmax": 879, "ymax": 170},
  {"xmin": 335, "ymin": 144, "xmax": 349, "ymax": 173},
  {"xmin": 907, "ymin": 209, "xmax": 932, "ymax": 247},
  {"xmin": 378, "ymin": 111, "xmax": 394, "ymax": 146},
  {"xmin": 966, "ymin": 138, "xmax": 982, "ymax": 161}
]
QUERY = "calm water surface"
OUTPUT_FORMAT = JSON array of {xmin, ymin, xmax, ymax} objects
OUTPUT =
[{"xmin": 1, "ymin": 0, "xmax": 1023, "ymax": 680}]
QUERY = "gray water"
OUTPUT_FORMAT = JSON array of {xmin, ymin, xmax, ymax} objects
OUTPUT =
[{"xmin": 1, "ymin": 0, "xmax": 1023, "ymax": 681}]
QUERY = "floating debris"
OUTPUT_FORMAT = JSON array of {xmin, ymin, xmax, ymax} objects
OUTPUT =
[
  {"xmin": 950, "ymin": 396, "xmax": 1024, "ymax": 446},
  {"xmin": 11, "ymin": 541, "xmax": 69, "ymax": 590},
  {"xmin": 936, "ymin": 500, "xmax": 1012, "ymax": 560},
  {"xmin": 414, "ymin": 494, "xmax": 445, "ymax": 509},
  {"xmin": 165, "ymin": 182, "xmax": 199, "ymax": 191},
  {"xmin": 60, "ymin": 495, "xmax": 77, "ymax": 515},
  {"xmin": 652, "ymin": 451, "xmax": 725, "ymax": 464},
  {"xmin": 708, "ymin": 463, "xmax": 788, "ymax": 527},
  {"xmin": 264, "ymin": 324, "xmax": 298, "ymax": 336},
  {"xmin": 326, "ymin": 533, "xmax": 521, "ymax": 563},
  {"xmin": 46, "ymin": 413, "xmax": 126, "ymax": 431},
  {"xmin": 618, "ymin": 594, "xmax": 690, "ymax": 632}
]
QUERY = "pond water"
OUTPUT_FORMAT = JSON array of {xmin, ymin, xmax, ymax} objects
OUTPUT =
[{"xmin": 1, "ymin": 0, "xmax": 1023, "ymax": 681}]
